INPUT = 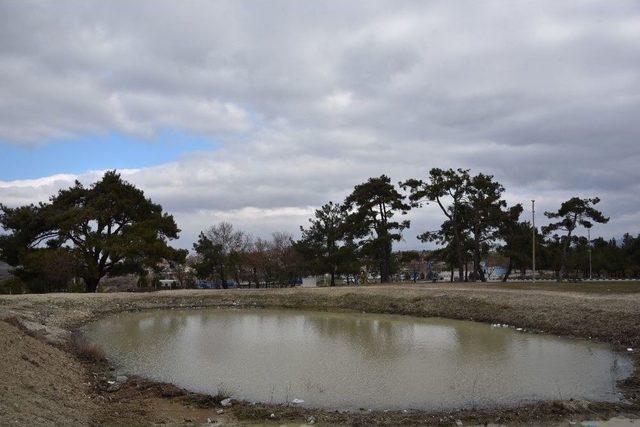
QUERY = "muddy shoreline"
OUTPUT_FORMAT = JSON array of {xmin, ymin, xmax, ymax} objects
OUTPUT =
[{"xmin": 2, "ymin": 284, "xmax": 640, "ymax": 425}]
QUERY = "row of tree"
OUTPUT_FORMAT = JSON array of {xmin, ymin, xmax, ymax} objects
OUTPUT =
[
  {"xmin": 1, "ymin": 169, "xmax": 636, "ymax": 293},
  {"xmin": 295, "ymin": 169, "xmax": 612, "ymax": 285},
  {"xmin": 191, "ymin": 224, "xmax": 301, "ymax": 287}
]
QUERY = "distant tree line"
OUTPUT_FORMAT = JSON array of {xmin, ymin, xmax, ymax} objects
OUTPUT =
[
  {"xmin": 1, "ymin": 169, "xmax": 638, "ymax": 293},
  {"xmin": 191, "ymin": 223, "xmax": 301, "ymax": 287},
  {"xmin": 295, "ymin": 168, "xmax": 629, "ymax": 284}
]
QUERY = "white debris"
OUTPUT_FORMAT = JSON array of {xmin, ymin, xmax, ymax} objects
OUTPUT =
[
  {"xmin": 216, "ymin": 409, "xmax": 224, "ymax": 415},
  {"xmin": 516, "ymin": 328, "xmax": 523, "ymax": 331},
  {"xmin": 291, "ymin": 398, "xmax": 305, "ymax": 404},
  {"xmin": 270, "ymin": 413, "xmax": 276, "ymax": 418},
  {"xmin": 220, "ymin": 398, "xmax": 233, "ymax": 407},
  {"xmin": 207, "ymin": 418, "xmax": 213, "ymax": 424},
  {"xmin": 306, "ymin": 415, "xmax": 316, "ymax": 424},
  {"xmin": 456, "ymin": 420, "xmax": 463, "ymax": 426},
  {"xmin": 628, "ymin": 348, "xmax": 634, "ymax": 352}
]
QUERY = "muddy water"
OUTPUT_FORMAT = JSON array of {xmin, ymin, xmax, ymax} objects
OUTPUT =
[{"xmin": 83, "ymin": 308, "xmax": 633, "ymax": 411}]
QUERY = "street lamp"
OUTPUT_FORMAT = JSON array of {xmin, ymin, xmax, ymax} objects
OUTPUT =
[
  {"xmin": 532, "ymin": 200, "xmax": 536, "ymax": 283},
  {"xmin": 588, "ymin": 227, "xmax": 592, "ymax": 281}
]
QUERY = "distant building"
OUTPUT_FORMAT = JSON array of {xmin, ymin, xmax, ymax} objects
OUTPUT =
[{"xmin": 301, "ymin": 276, "xmax": 317, "ymax": 287}]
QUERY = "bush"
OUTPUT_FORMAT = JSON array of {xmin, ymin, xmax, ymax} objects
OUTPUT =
[
  {"xmin": 72, "ymin": 334, "xmax": 106, "ymax": 362},
  {"xmin": 0, "ymin": 276, "xmax": 26, "ymax": 294}
]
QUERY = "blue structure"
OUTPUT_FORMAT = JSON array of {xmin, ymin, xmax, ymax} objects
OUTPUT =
[{"xmin": 196, "ymin": 279, "xmax": 237, "ymax": 289}]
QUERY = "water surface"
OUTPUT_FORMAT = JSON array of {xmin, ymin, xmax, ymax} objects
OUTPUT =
[{"xmin": 83, "ymin": 308, "xmax": 632, "ymax": 411}]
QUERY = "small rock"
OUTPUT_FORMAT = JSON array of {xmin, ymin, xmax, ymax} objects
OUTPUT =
[
  {"xmin": 106, "ymin": 383, "xmax": 121, "ymax": 392},
  {"xmin": 291, "ymin": 398, "xmax": 305, "ymax": 404},
  {"xmin": 270, "ymin": 413, "xmax": 276, "ymax": 418},
  {"xmin": 220, "ymin": 397, "xmax": 233, "ymax": 407},
  {"xmin": 558, "ymin": 399, "xmax": 590, "ymax": 412},
  {"xmin": 207, "ymin": 418, "xmax": 213, "ymax": 424},
  {"xmin": 307, "ymin": 415, "xmax": 316, "ymax": 424},
  {"xmin": 456, "ymin": 420, "xmax": 463, "ymax": 426},
  {"xmin": 116, "ymin": 375, "xmax": 128, "ymax": 383},
  {"xmin": 216, "ymin": 409, "xmax": 224, "ymax": 415}
]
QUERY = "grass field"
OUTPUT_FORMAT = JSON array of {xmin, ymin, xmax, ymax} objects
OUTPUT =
[{"xmin": 464, "ymin": 280, "xmax": 640, "ymax": 294}]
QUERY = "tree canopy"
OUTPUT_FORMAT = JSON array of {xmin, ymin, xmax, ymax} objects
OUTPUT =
[
  {"xmin": 296, "ymin": 202, "xmax": 358, "ymax": 286},
  {"xmin": 403, "ymin": 168, "xmax": 471, "ymax": 280},
  {"xmin": 192, "ymin": 222, "xmax": 250, "ymax": 288},
  {"xmin": 0, "ymin": 171, "xmax": 185, "ymax": 292},
  {"xmin": 542, "ymin": 197, "xmax": 609, "ymax": 280},
  {"xmin": 342, "ymin": 175, "xmax": 410, "ymax": 283}
]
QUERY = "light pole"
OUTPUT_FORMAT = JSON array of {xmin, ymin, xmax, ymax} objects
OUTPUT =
[
  {"xmin": 532, "ymin": 200, "xmax": 536, "ymax": 283},
  {"xmin": 588, "ymin": 227, "xmax": 592, "ymax": 281}
]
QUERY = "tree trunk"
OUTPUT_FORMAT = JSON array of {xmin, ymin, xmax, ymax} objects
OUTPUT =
[
  {"xmin": 330, "ymin": 269, "xmax": 336, "ymax": 287},
  {"xmin": 380, "ymin": 241, "xmax": 392, "ymax": 283},
  {"xmin": 219, "ymin": 265, "xmax": 228, "ymax": 289},
  {"xmin": 252, "ymin": 267, "xmax": 259, "ymax": 288},
  {"xmin": 471, "ymin": 220, "xmax": 487, "ymax": 282},
  {"xmin": 453, "ymin": 223, "xmax": 465, "ymax": 282},
  {"xmin": 234, "ymin": 270, "xmax": 240, "ymax": 288},
  {"xmin": 559, "ymin": 231, "xmax": 573, "ymax": 281},
  {"xmin": 84, "ymin": 277, "xmax": 99, "ymax": 293},
  {"xmin": 502, "ymin": 258, "xmax": 513, "ymax": 282}
]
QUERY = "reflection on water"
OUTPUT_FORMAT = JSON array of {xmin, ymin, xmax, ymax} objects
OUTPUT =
[{"xmin": 83, "ymin": 308, "xmax": 633, "ymax": 411}]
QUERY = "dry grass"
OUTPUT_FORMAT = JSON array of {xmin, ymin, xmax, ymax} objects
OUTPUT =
[
  {"xmin": 1, "ymin": 314, "xmax": 21, "ymax": 328},
  {"xmin": 1, "ymin": 285, "xmax": 639, "ymax": 426},
  {"xmin": 72, "ymin": 334, "xmax": 106, "ymax": 362},
  {"xmin": 482, "ymin": 280, "xmax": 640, "ymax": 294}
]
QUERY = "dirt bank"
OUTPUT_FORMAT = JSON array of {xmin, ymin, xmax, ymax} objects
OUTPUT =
[{"xmin": 1, "ymin": 283, "xmax": 640, "ymax": 425}]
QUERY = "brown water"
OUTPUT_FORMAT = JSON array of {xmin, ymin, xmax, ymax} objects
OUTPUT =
[{"xmin": 82, "ymin": 308, "xmax": 633, "ymax": 411}]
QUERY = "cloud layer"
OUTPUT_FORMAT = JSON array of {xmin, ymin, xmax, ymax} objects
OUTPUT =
[{"xmin": 1, "ymin": 0, "xmax": 639, "ymax": 248}]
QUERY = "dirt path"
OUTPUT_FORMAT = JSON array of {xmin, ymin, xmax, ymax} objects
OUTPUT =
[{"xmin": 1, "ymin": 284, "xmax": 639, "ymax": 425}]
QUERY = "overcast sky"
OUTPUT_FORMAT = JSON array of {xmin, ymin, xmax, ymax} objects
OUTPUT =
[{"xmin": 1, "ymin": 0, "xmax": 639, "ymax": 249}]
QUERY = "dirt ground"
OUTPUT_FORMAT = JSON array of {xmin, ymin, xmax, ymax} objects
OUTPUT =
[{"xmin": 1, "ymin": 282, "xmax": 640, "ymax": 426}]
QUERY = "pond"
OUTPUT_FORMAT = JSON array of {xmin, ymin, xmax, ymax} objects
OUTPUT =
[{"xmin": 82, "ymin": 308, "xmax": 633, "ymax": 411}]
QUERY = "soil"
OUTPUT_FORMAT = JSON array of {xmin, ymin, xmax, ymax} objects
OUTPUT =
[{"xmin": 1, "ymin": 282, "xmax": 640, "ymax": 426}]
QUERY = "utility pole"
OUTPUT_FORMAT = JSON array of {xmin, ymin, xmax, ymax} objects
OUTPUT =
[
  {"xmin": 532, "ymin": 200, "xmax": 536, "ymax": 283},
  {"xmin": 587, "ymin": 227, "xmax": 593, "ymax": 280}
]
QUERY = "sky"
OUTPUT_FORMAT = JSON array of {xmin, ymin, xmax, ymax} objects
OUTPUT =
[{"xmin": 0, "ymin": 0, "xmax": 639, "ymax": 250}]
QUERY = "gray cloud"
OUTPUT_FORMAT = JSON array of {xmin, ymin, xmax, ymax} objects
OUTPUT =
[{"xmin": 0, "ymin": 0, "xmax": 639, "ymax": 248}]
